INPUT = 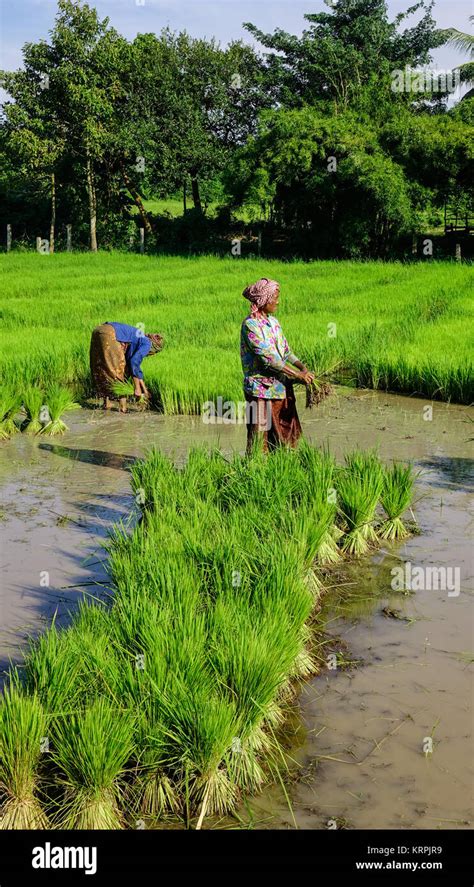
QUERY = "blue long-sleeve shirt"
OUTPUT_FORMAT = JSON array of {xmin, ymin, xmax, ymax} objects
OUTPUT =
[{"xmin": 106, "ymin": 322, "xmax": 151, "ymax": 380}]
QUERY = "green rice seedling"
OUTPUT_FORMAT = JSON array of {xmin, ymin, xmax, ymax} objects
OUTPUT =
[
  {"xmin": 0, "ymin": 682, "xmax": 49, "ymax": 829},
  {"xmin": 23, "ymin": 623, "xmax": 83, "ymax": 712},
  {"xmin": 344, "ymin": 450, "xmax": 384, "ymax": 543},
  {"xmin": 336, "ymin": 452, "xmax": 384, "ymax": 556},
  {"xmin": 0, "ymin": 389, "xmax": 22, "ymax": 439},
  {"xmin": 51, "ymin": 698, "xmax": 135, "ymax": 829},
  {"xmin": 111, "ymin": 379, "xmax": 135, "ymax": 398},
  {"xmin": 0, "ymin": 254, "xmax": 472, "ymax": 406},
  {"xmin": 131, "ymin": 711, "xmax": 180, "ymax": 819},
  {"xmin": 379, "ymin": 462, "xmax": 415, "ymax": 540},
  {"xmin": 40, "ymin": 385, "xmax": 79, "ymax": 435},
  {"xmin": 22, "ymin": 386, "xmax": 45, "ymax": 434}
]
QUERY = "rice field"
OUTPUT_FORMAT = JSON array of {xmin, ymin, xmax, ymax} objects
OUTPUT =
[
  {"xmin": 0, "ymin": 253, "xmax": 472, "ymax": 408},
  {"xmin": 0, "ymin": 444, "xmax": 416, "ymax": 829}
]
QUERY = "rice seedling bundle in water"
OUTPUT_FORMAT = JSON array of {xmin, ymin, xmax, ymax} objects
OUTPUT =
[
  {"xmin": 0, "ymin": 683, "xmax": 49, "ymax": 829},
  {"xmin": 51, "ymin": 698, "xmax": 135, "ymax": 829},
  {"xmin": 379, "ymin": 462, "xmax": 415, "ymax": 540},
  {"xmin": 22, "ymin": 386, "xmax": 46, "ymax": 434},
  {"xmin": 0, "ymin": 440, "xmax": 416, "ymax": 828},
  {"xmin": 40, "ymin": 385, "xmax": 79, "ymax": 435},
  {"xmin": 0, "ymin": 389, "xmax": 22, "ymax": 439},
  {"xmin": 337, "ymin": 450, "xmax": 384, "ymax": 555}
]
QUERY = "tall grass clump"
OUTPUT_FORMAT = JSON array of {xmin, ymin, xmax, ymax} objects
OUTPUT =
[
  {"xmin": 379, "ymin": 462, "xmax": 415, "ymax": 540},
  {"xmin": 40, "ymin": 384, "xmax": 79, "ymax": 435},
  {"xmin": 0, "ymin": 683, "xmax": 49, "ymax": 829}
]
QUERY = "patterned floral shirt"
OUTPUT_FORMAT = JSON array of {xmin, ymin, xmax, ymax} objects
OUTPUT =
[{"xmin": 240, "ymin": 313, "xmax": 298, "ymax": 400}]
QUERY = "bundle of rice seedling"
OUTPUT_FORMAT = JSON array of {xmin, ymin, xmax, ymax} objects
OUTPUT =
[
  {"xmin": 0, "ymin": 682, "xmax": 49, "ymax": 829},
  {"xmin": 0, "ymin": 389, "xmax": 22, "ymax": 439},
  {"xmin": 112, "ymin": 379, "xmax": 147, "ymax": 406},
  {"xmin": 51, "ymin": 698, "xmax": 135, "ymax": 829},
  {"xmin": 111, "ymin": 380, "xmax": 135, "ymax": 398},
  {"xmin": 305, "ymin": 378, "xmax": 333, "ymax": 409},
  {"xmin": 22, "ymin": 387, "xmax": 46, "ymax": 434},
  {"xmin": 337, "ymin": 451, "xmax": 384, "ymax": 555},
  {"xmin": 379, "ymin": 462, "xmax": 415, "ymax": 540},
  {"xmin": 40, "ymin": 385, "xmax": 79, "ymax": 436}
]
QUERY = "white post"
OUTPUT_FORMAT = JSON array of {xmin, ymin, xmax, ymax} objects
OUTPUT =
[
  {"xmin": 139, "ymin": 227, "xmax": 145, "ymax": 254},
  {"xmin": 66, "ymin": 224, "xmax": 72, "ymax": 252},
  {"xmin": 36, "ymin": 236, "xmax": 42, "ymax": 253},
  {"xmin": 6, "ymin": 224, "xmax": 12, "ymax": 252},
  {"xmin": 455, "ymin": 243, "xmax": 461, "ymax": 262}
]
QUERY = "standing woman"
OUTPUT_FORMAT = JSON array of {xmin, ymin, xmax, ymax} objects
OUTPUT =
[
  {"xmin": 89, "ymin": 322, "xmax": 163, "ymax": 412},
  {"xmin": 241, "ymin": 278, "xmax": 314, "ymax": 453}
]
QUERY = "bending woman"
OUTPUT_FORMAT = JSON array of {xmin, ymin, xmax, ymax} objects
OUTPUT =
[
  {"xmin": 90, "ymin": 322, "xmax": 163, "ymax": 412},
  {"xmin": 241, "ymin": 278, "xmax": 314, "ymax": 453}
]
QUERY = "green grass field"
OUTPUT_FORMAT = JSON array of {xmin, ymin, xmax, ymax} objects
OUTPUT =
[{"xmin": 1, "ymin": 252, "xmax": 472, "ymax": 408}]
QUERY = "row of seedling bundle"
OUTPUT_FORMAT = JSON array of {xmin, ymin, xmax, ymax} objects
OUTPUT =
[
  {"xmin": 0, "ymin": 385, "xmax": 79, "ymax": 439},
  {"xmin": 0, "ymin": 443, "xmax": 417, "ymax": 830}
]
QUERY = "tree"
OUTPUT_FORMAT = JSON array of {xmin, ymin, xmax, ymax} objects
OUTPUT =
[{"xmin": 244, "ymin": 0, "xmax": 445, "ymax": 116}]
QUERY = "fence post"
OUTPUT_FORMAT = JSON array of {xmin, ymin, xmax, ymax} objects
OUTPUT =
[
  {"xmin": 66, "ymin": 224, "xmax": 72, "ymax": 252},
  {"xmin": 455, "ymin": 242, "xmax": 461, "ymax": 262},
  {"xmin": 36, "ymin": 236, "xmax": 42, "ymax": 253},
  {"xmin": 411, "ymin": 235, "xmax": 417, "ymax": 255},
  {"xmin": 6, "ymin": 224, "xmax": 12, "ymax": 252},
  {"xmin": 258, "ymin": 229, "xmax": 262, "ymax": 256},
  {"xmin": 140, "ymin": 227, "xmax": 145, "ymax": 254}
]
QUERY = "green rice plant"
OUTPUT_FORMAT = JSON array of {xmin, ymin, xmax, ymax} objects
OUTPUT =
[
  {"xmin": 344, "ymin": 450, "xmax": 384, "ymax": 543},
  {"xmin": 0, "ymin": 254, "xmax": 472, "ymax": 407},
  {"xmin": 111, "ymin": 379, "xmax": 134, "ymax": 398},
  {"xmin": 40, "ymin": 384, "xmax": 79, "ymax": 435},
  {"xmin": 22, "ymin": 386, "xmax": 45, "ymax": 434},
  {"xmin": 51, "ymin": 698, "xmax": 135, "ymax": 829},
  {"xmin": 0, "ymin": 682, "xmax": 49, "ymax": 829},
  {"xmin": 111, "ymin": 379, "xmax": 148, "ymax": 406},
  {"xmin": 336, "ymin": 451, "xmax": 383, "ymax": 556},
  {"xmin": 0, "ymin": 389, "xmax": 22, "ymax": 439},
  {"xmin": 0, "ymin": 438, "xmax": 420, "ymax": 829},
  {"xmin": 23, "ymin": 623, "xmax": 83, "ymax": 712},
  {"xmin": 379, "ymin": 462, "xmax": 415, "ymax": 540}
]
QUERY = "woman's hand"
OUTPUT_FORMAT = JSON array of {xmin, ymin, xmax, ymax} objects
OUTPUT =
[{"xmin": 299, "ymin": 370, "xmax": 315, "ymax": 385}]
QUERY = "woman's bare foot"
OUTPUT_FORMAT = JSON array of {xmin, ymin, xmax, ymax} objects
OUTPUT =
[
  {"xmin": 119, "ymin": 397, "xmax": 127, "ymax": 413},
  {"xmin": 103, "ymin": 397, "xmax": 112, "ymax": 410}
]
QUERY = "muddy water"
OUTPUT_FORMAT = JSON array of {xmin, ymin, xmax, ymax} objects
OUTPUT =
[{"xmin": 0, "ymin": 390, "xmax": 472, "ymax": 829}]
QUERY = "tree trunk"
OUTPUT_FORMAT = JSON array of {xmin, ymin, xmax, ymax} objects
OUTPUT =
[
  {"xmin": 183, "ymin": 181, "xmax": 187, "ymax": 214},
  {"xmin": 191, "ymin": 175, "xmax": 202, "ymax": 212},
  {"xmin": 86, "ymin": 153, "xmax": 98, "ymax": 252},
  {"xmin": 121, "ymin": 167, "xmax": 153, "ymax": 234},
  {"xmin": 50, "ymin": 172, "xmax": 56, "ymax": 254}
]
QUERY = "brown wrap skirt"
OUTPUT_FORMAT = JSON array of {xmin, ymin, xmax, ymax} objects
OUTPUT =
[
  {"xmin": 89, "ymin": 323, "xmax": 127, "ymax": 398},
  {"xmin": 245, "ymin": 384, "xmax": 302, "ymax": 454}
]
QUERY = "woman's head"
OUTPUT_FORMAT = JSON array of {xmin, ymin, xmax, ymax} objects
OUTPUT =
[
  {"xmin": 146, "ymin": 333, "xmax": 164, "ymax": 355},
  {"xmin": 242, "ymin": 278, "xmax": 280, "ymax": 316}
]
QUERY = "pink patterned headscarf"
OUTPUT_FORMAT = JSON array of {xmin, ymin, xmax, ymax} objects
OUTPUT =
[{"xmin": 242, "ymin": 278, "xmax": 280, "ymax": 316}]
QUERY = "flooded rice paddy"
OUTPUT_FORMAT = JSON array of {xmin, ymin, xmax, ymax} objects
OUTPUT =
[{"xmin": 0, "ymin": 389, "xmax": 472, "ymax": 829}]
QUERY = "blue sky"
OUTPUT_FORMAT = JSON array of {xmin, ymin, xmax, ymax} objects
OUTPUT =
[{"xmin": 1, "ymin": 0, "xmax": 471, "ymax": 77}]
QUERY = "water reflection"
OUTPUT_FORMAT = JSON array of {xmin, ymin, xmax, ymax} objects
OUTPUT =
[{"xmin": 39, "ymin": 443, "xmax": 137, "ymax": 471}]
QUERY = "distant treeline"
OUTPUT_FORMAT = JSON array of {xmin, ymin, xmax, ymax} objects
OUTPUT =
[{"xmin": 1, "ymin": 0, "xmax": 473, "ymax": 258}]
